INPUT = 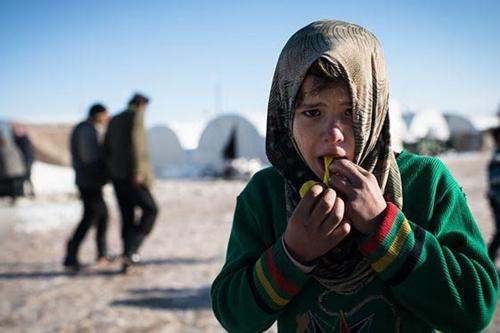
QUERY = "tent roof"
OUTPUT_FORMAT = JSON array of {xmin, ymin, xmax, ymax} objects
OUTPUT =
[
  {"xmin": 443, "ymin": 113, "xmax": 478, "ymax": 133},
  {"xmin": 148, "ymin": 125, "xmax": 185, "ymax": 169},
  {"xmin": 193, "ymin": 113, "xmax": 267, "ymax": 171},
  {"xmin": 404, "ymin": 110, "xmax": 450, "ymax": 141}
]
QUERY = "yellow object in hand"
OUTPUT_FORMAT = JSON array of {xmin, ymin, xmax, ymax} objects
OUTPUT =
[
  {"xmin": 323, "ymin": 156, "xmax": 333, "ymax": 185},
  {"xmin": 299, "ymin": 180, "xmax": 317, "ymax": 198},
  {"xmin": 299, "ymin": 157, "xmax": 334, "ymax": 198}
]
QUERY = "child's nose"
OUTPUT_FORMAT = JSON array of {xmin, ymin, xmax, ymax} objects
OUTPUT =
[{"xmin": 323, "ymin": 122, "xmax": 344, "ymax": 144}]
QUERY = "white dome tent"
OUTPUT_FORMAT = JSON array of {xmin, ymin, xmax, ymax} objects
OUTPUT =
[
  {"xmin": 443, "ymin": 113, "xmax": 482, "ymax": 151},
  {"xmin": 147, "ymin": 125, "xmax": 185, "ymax": 176},
  {"xmin": 403, "ymin": 109, "xmax": 451, "ymax": 143},
  {"xmin": 193, "ymin": 114, "xmax": 267, "ymax": 177}
]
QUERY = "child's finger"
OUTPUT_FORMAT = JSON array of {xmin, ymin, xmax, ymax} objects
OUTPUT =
[
  {"xmin": 330, "ymin": 159, "xmax": 364, "ymax": 185},
  {"xmin": 329, "ymin": 174, "xmax": 354, "ymax": 200},
  {"xmin": 294, "ymin": 183, "xmax": 324, "ymax": 221},
  {"xmin": 348, "ymin": 161, "xmax": 371, "ymax": 177},
  {"xmin": 327, "ymin": 221, "xmax": 351, "ymax": 247},
  {"xmin": 309, "ymin": 188, "xmax": 337, "ymax": 229},
  {"xmin": 320, "ymin": 196, "xmax": 345, "ymax": 235}
]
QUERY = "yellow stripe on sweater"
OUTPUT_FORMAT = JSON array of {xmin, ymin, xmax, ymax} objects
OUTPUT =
[
  {"xmin": 372, "ymin": 218, "xmax": 411, "ymax": 272},
  {"xmin": 255, "ymin": 259, "xmax": 288, "ymax": 306}
]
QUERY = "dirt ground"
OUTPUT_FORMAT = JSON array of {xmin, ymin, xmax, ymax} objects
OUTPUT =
[{"xmin": 0, "ymin": 152, "xmax": 499, "ymax": 332}]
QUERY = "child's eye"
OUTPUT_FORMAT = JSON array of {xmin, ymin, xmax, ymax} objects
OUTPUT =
[
  {"xmin": 303, "ymin": 109, "xmax": 320, "ymax": 117},
  {"xmin": 344, "ymin": 108, "xmax": 353, "ymax": 117}
]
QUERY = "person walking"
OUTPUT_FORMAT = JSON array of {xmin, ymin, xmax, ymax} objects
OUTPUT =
[
  {"xmin": 64, "ymin": 103, "xmax": 111, "ymax": 271},
  {"xmin": 12, "ymin": 123, "xmax": 35, "ymax": 197},
  {"xmin": 0, "ymin": 122, "xmax": 25, "ymax": 204},
  {"xmin": 104, "ymin": 93, "xmax": 158, "ymax": 271}
]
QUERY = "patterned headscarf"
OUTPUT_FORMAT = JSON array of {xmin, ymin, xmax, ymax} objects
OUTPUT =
[{"xmin": 266, "ymin": 20, "xmax": 403, "ymax": 294}]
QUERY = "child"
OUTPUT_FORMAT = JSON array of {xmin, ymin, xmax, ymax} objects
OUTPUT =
[{"xmin": 211, "ymin": 20, "xmax": 498, "ymax": 332}]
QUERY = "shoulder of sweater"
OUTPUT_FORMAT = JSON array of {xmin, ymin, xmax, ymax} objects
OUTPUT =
[
  {"xmin": 250, "ymin": 166, "xmax": 282, "ymax": 182},
  {"xmin": 398, "ymin": 150, "xmax": 449, "ymax": 174},
  {"xmin": 398, "ymin": 150, "xmax": 459, "ymax": 194},
  {"xmin": 239, "ymin": 166, "xmax": 283, "ymax": 199}
]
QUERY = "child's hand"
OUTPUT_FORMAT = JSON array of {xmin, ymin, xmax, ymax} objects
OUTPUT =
[
  {"xmin": 329, "ymin": 159, "xmax": 387, "ymax": 235},
  {"xmin": 283, "ymin": 184, "xmax": 351, "ymax": 264}
]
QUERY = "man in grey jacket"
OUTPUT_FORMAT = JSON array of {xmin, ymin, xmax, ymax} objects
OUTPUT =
[
  {"xmin": 104, "ymin": 93, "xmax": 158, "ymax": 271},
  {"xmin": 0, "ymin": 121, "xmax": 26, "ymax": 204},
  {"xmin": 63, "ymin": 104, "xmax": 110, "ymax": 271}
]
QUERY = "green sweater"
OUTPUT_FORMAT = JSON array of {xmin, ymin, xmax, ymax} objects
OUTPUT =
[{"xmin": 211, "ymin": 151, "xmax": 499, "ymax": 332}]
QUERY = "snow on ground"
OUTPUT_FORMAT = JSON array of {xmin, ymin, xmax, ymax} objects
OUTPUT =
[
  {"xmin": 11, "ymin": 200, "xmax": 81, "ymax": 233},
  {"xmin": 0, "ymin": 162, "xmax": 79, "ymax": 233},
  {"xmin": 31, "ymin": 161, "xmax": 76, "ymax": 195}
]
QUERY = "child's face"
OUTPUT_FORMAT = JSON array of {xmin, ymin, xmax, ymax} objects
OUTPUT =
[{"xmin": 293, "ymin": 75, "xmax": 355, "ymax": 179}]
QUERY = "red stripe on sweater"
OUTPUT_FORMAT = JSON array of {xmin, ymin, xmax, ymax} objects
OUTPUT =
[
  {"xmin": 359, "ymin": 202, "xmax": 399, "ymax": 255},
  {"xmin": 265, "ymin": 249, "xmax": 300, "ymax": 295}
]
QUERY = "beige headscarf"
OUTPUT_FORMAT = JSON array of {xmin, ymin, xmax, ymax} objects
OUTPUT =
[{"xmin": 266, "ymin": 20, "xmax": 402, "ymax": 294}]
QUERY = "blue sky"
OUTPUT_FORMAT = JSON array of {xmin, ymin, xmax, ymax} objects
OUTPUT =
[{"xmin": 1, "ymin": 0, "xmax": 499, "ymax": 126}]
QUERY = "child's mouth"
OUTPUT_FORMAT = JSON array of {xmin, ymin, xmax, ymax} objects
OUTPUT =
[{"xmin": 319, "ymin": 155, "xmax": 347, "ymax": 167}]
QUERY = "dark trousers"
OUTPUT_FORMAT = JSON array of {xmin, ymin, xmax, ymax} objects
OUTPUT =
[
  {"xmin": 112, "ymin": 180, "xmax": 158, "ymax": 256},
  {"xmin": 65, "ymin": 187, "xmax": 108, "ymax": 264},
  {"xmin": 10, "ymin": 176, "xmax": 24, "ymax": 201},
  {"xmin": 488, "ymin": 198, "xmax": 500, "ymax": 261}
]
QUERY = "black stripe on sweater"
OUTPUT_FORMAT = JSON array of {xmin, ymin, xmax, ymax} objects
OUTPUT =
[
  {"xmin": 387, "ymin": 225, "xmax": 426, "ymax": 286},
  {"xmin": 246, "ymin": 265, "xmax": 275, "ymax": 314}
]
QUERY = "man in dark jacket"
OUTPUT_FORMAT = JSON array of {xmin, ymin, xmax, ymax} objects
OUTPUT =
[
  {"xmin": 104, "ymin": 93, "xmax": 158, "ymax": 271},
  {"xmin": 63, "ymin": 103, "xmax": 110, "ymax": 271}
]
